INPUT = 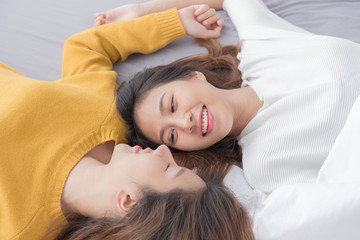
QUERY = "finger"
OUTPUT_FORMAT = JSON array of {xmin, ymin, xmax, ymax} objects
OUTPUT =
[
  {"xmin": 213, "ymin": 19, "xmax": 225, "ymax": 29},
  {"xmin": 94, "ymin": 19, "xmax": 101, "ymax": 27},
  {"xmin": 218, "ymin": 19, "xmax": 225, "ymax": 27},
  {"xmin": 194, "ymin": 4, "xmax": 210, "ymax": 17},
  {"xmin": 94, "ymin": 15, "xmax": 105, "ymax": 27},
  {"xmin": 206, "ymin": 20, "xmax": 224, "ymax": 38},
  {"xmin": 209, "ymin": 18, "xmax": 224, "ymax": 29},
  {"xmin": 202, "ymin": 13, "xmax": 221, "ymax": 28},
  {"xmin": 197, "ymin": 8, "xmax": 216, "ymax": 22},
  {"xmin": 194, "ymin": 4, "xmax": 210, "ymax": 15},
  {"xmin": 94, "ymin": 12, "xmax": 105, "ymax": 19},
  {"xmin": 102, "ymin": 17, "xmax": 107, "ymax": 25}
]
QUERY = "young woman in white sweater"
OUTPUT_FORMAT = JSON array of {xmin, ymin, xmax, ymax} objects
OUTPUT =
[{"xmin": 111, "ymin": 0, "xmax": 360, "ymax": 193}]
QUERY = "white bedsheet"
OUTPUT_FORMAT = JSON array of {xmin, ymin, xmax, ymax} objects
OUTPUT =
[{"xmin": 225, "ymin": 95, "xmax": 360, "ymax": 239}]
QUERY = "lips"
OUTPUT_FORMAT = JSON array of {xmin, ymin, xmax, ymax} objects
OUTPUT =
[
  {"xmin": 199, "ymin": 105, "xmax": 213, "ymax": 136},
  {"xmin": 134, "ymin": 145, "xmax": 142, "ymax": 153}
]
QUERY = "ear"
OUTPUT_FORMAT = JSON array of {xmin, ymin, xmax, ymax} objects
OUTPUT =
[
  {"xmin": 189, "ymin": 71, "xmax": 207, "ymax": 82},
  {"xmin": 115, "ymin": 190, "xmax": 138, "ymax": 217}
]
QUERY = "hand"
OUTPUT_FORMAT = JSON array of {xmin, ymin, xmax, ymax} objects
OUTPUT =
[
  {"xmin": 94, "ymin": 4, "xmax": 146, "ymax": 26},
  {"xmin": 178, "ymin": 5, "xmax": 224, "ymax": 39}
]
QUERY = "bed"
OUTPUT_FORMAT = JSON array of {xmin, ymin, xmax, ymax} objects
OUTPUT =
[
  {"xmin": 2, "ymin": 0, "xmax": 360, "ymax": 239},
  {"xmin": 2, "ymin": 0, "xmax": 360, "ymax": 83}
]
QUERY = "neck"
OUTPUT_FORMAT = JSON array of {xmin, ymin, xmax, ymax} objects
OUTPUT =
[
  {"xmin": 61, "ymin": 156, "xmax": 115, "ymax": 218},
  {"xmin": 225, "ymin": 86, "xmax": 263, "ymax": 136}
]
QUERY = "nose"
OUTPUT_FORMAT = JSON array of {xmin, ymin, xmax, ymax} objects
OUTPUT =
[
  {"xmin": 173, "ymin": 112, "xmax": 194, "ymax": 133},
  {"xmin": 153, "ymin": 145, "xmax": 176, "ymax": 164},
  {"xmin": 141, "ymin": 147, "xmax": 153, "ymax": 153},
  {"xmin": 153, "ymin": 145, "xmax": 169, "ymax": 157}
]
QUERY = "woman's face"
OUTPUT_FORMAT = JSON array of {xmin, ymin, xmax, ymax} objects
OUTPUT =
[
  {"xmin": 135, "ymin": 72, "xmax": 234, "ymax": 151},
  {"xmin": 110, "ymin": 144, "xmax": 205, "ymax": 192}
]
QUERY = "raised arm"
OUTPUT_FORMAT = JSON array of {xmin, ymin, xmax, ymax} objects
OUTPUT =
[
  {"xmin": 143, "ymin": 0, "xmax": 223, "ymax": 12},
  {"xmin": 63, "ymin": 9, "xmax": 184, "ymax": 77},
  {"xmin": 63, "ymin": 6, "xmax": 223, "ymax": 77},
  {"xmin": 94, "ymin": 0, "xmax": 223, "ymax": 27}
]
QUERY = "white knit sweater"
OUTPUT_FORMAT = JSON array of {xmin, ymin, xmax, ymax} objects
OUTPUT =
[{"xmin": 223, "ymin": 0, "xmax": 360, "ymax": 192}]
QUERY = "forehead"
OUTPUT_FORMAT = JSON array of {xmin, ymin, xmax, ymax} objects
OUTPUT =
[
  {"xmin": 134, "ymin": 101, "xmax": 159, "ymax": 132},
  {"xmin": 178, "ymin": 170, "xmax": 206, "ymax": 191},
  {"xmin": 159, "ymin": 169, "xmax": 206, "ymax": 192},
  {"xmin": 134, "ymin": 89, "xmax": 166, "ymax": 144},
  {"xmin": 136, "ymin": 82, "xmax": 167, "ymax": 113},
  {"xmin": 137, "ymin": 79, "xmax": 194, "ymax": 111},
  {"xmin": 141, "ymin": 79, "xmax": 191, "ymax": 99}
]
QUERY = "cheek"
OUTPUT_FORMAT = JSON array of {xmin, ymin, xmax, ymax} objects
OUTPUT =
[
  {"xmin": 132, "ymin": 168, "xmax": 157, "ymax": 187},
  {"xmin": 212, "ymin": 101, "xmax": 232, "ymax": 128},
  {"xmin": 146, "ymin": 175, "xmax": 171, "ymax": 192},
  {"xmin": 179, "ymin": 88, "xmax": 200, "ymax": 103},
  {"xmin": 177, "ymin": 136, "xmax": 212, "ymax": 151}
]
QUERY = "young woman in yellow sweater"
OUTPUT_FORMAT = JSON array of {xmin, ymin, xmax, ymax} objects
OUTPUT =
[{"xmin": 0, "ymin": 5, "xmax": 255, "ymax": 240}]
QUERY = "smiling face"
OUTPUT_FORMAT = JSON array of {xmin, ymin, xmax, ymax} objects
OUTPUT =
[
  {"xmin": 110, "ymin": 144, "xmax": 205, "ymax": 192},
  {"xmin": 135, "ymin": 72, "xmax": 234, "ymax": 151}
]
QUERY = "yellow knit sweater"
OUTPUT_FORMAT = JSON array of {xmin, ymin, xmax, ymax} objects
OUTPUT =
[{"xmin": 0, "ymin": 9, "xmax": 185, "ymax": 240}]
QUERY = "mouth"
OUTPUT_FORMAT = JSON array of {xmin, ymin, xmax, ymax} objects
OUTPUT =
[
  {"xmin": 199, "ymin": 105, "xmax": 213, "ymax": 136},
  {"xmin": 201, "ymin": 106, "xmax": 208, "ymax": 136},
  {"xmin": 133, "ymin": 145, "xmax": 142, "ymax": 153}
]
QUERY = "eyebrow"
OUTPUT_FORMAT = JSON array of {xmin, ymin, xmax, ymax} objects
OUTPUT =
[
  {"xmin": 159, "ymin": 92, "xmax": 166, "ymax": 144},
  {"xmin": 175, "ymin": 167, "xmax": 186, "ymax": 178}
]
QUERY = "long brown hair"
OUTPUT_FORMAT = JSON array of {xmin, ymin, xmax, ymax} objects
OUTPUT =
[
  {"xmin": 55, "ymin": 181, "xmax": 254, "ymax": 240},
  {"xmin": 116, "ymin": 39, "xmax": 243, "ymax": 177},
  {"xmin": 171, "ymin": 39, "xmax": 241, "ymax": 89}
]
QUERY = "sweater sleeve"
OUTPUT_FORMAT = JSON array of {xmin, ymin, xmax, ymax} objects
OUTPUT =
[
  {"xmin": 62, "ymin": 8, "xmax": 185, "ymax": 78},
  {"xmin": 222, "ymin": 0, "xmax": 309, "ymax": 40}
]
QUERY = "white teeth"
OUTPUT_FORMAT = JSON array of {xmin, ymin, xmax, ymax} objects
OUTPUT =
[{"xmin": 202, "ymin": 107, "xmax": 208, "ymax": 135}]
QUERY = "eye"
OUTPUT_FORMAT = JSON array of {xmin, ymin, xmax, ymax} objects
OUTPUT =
[
  {"xmin": 165, "ymin": 163, "xmax": 170, "ymax": 172},
  {"xmin": 171, "ymin": 95, "xmax": 174, "ymax": 113},
  {"xmin": 170, "ymin": 129, "xmax": 175, "ymax": 144}
]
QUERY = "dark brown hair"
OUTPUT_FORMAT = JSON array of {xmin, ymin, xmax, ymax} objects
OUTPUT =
[
  {"xmin": 55, "ymin": 181, "xmax": 254, "ymax": 240},
  {"xmin": 116, "ymin": 39, "xmax": 243, "ymax": 176}
]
